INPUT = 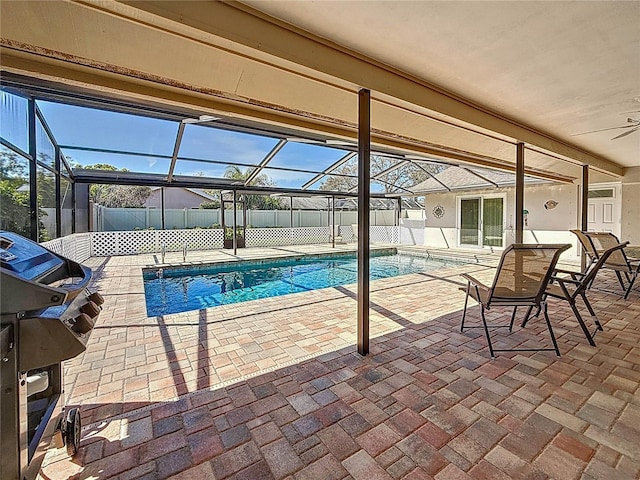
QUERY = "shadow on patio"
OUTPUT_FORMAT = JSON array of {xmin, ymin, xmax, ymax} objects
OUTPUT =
[{"xmin": 39, "ymin": 267, "xmax": 640, "ymax": 480}]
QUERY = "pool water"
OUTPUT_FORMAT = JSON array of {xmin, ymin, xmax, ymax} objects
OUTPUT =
[{"xmin": 143, "ymin": 253, "xmax": 462, "ymax": 317}]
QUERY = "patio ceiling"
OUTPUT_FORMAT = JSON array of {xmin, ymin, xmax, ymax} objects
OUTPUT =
[
  {"xmin": 240, "ymin": 0, "xmax": 640, "ymax": 171},
  {"xmin": 1, "ymin": 1, "xmax": 638, "ymax": 185}
]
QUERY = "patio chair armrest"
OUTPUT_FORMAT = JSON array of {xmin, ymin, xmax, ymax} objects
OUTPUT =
[
  {"xmin": 626, "ymin": 256, "xmax": 640, "ymax": 267},
  {"xmin": 550, "ymin": 275, "xmax": 580, "ymax": 287},
  {"xmin": 553, "ymin": 268, "xmax": 584, "ymax": 280},
  {"xmin": 460, "ymin": 273, "xmax": 490, "ymax": 293}
]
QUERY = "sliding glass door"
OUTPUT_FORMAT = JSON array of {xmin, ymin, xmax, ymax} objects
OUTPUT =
[
  {"xmin": 458, "ymin": 196, "xmax": 504, "ymax": 248},
  {"xmin": 460, "ymin": 198, "xmax": 481, "ymax": 246},
  {"xmin": 482, "ymin": 197, "xmax": 504, "ymax": 247}
]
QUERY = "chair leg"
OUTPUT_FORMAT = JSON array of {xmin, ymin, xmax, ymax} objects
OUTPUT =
[
  {"xmin": 569, "ymin": 300, "xmax": 596, "ymax": 347},
  {"xmin": 579, "ymin": 292, "xmax": 603, "ymax": 331},
  {"xmin": 521, "ymin": 305, "xmax": 540, "ymax": 328},
  {"xmin": 542, "ymin": 302, "xmax": 561, "ymax": 356},
  {"xmin": 623, "ymin": 273, "xmax": 637, "ymax": 300},
  {"xmin": 585, "ymin": 258, "xmax": 598, "ymax": 290},
  {"xmin": 615, "ymin": 271, "xmax": 626, "ymax": 291},
  {"xmin": 509, "ymin": 306, "xmax": 518, "ymax": 332},
  {"xmin": 460, "ymin": 282, "xmax": 471, "ymax": 332},
  {"xmin": 479, "ymin": 305, "xmax": 495, "ymax": 359}
]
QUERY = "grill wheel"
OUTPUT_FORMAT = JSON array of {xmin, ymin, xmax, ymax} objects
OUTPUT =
[{"xmin": 64, "ymin": 408, "xmax": 81, "ymax": 457}]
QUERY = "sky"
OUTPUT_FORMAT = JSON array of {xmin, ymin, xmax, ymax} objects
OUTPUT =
[{"xmin": 35, "ymin": 100, "xmax": 362, "ymax": 191}]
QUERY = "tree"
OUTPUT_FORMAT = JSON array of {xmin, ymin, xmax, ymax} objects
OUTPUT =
[
  {"xmin": 319, "ymin": 160, "xmax": 358, "ymax": 192},
  {"xmin": 199, "ymin": 200, "xmax": 221, "ymax": 209},
  {"xmin": 223, "ymin": 165, "xmax": 285, "ymax": 210},
  {"xmin": 319, "ymin": 156, "xmax": 444, "ymax": 193},
  {"xmin": 0, "ymin": 149, "xmax": 30, "ymax": 237},
  {"xmin": 84, "ymin": 164, "xmax": 152, "ymax": 207},
  {"xmin": 0, "ymin": 149, "xmax": 54, "ymax": 240}
]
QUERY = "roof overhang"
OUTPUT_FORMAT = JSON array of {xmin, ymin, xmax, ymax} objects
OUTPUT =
[{"xmin": 0, "ymin": 0, "xmax": 627, "ymax": 180}]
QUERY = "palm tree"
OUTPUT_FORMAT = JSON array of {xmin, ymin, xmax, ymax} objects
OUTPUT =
[{"xmin": 223, "ymin": 165, "xmax": 283, "ymax": 209}]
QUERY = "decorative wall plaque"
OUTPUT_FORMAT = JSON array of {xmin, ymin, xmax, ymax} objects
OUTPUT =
[{"xmin": 432, "ymin": 204, "xmax": 445, "ymax": 219}]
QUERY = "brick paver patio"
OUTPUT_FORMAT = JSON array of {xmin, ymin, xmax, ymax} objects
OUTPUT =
[{"xmin": 39, "ymin": 245, "xmax": 640, "ymax": 479}]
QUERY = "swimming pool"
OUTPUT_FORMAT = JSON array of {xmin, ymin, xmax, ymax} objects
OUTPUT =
[{"xmin": 143, "ymin": 252, "xmax": 464, "ymax": 317}]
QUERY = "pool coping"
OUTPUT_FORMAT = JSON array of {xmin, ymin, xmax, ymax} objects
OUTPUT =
[{"xmin": 141, "ymin": 246, "xmax": 399, "ymax": 277}]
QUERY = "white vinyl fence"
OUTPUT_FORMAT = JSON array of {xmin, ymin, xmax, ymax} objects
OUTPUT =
[
  {"xmin": 40, "ymin": 217, "xmax": 426, "ymax": 260},
  {"xmin": 41, "ymin": 233, "xmax": 92, "ymax": 263},
  {"xmin": 93, "ymin": 206, "xmax": 396, "ymax": 231}
]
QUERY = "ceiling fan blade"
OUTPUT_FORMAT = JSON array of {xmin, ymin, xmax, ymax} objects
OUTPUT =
[
  {"xmin": 573, "ymin": 124, "xmax": 638, "ymax": 136},
  {"xmin": 611, "ymin": 126, "xmax": 640, "ymax": 140}
]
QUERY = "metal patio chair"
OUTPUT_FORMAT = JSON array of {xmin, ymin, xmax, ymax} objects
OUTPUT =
[
  {"xmin": 570, "ymin": 229, "xmax": 599, "ymax": 277},
  {"xmin": 522, "ymin": 241, "xmax": 628, "ymax": 346},
  {"xmin": 460, "ymin": 243, "xmax": 570, "ymax": 358},
  {"xmin": 584, "ymin": 231, "xmax": 640, "ymax": 299}
]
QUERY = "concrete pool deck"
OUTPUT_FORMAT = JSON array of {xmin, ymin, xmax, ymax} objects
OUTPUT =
[{"xmin": 39, "ymin": 244, "xmax": 640, "ymax": 479}]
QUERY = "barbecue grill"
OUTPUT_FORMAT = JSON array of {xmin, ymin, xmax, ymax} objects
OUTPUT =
[{"xmin": 0, "ymin": 231, "xmax": 103, "ymax": 480}]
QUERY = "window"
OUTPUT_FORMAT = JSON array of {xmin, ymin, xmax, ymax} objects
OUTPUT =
[{"xmin": 588, "ymin": 189, "xmax": 614, "ymax": 199}]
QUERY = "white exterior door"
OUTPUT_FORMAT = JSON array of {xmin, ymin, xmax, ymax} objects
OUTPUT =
[{"xmin": 587, "ymin": 184, "xmax": 621, "ymax": 238}]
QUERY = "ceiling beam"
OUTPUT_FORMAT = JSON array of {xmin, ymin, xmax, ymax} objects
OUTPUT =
[
  {"xmin": 244, "ymin": 138, "xmax": 287, "ymax": 186},
  {"xmin": 167, "ymin": 122, "xmax": 186, "ymax": 182},
  {"xmin": 410, "ymin": 161, "xmax": 452, "ymax": 192},
  {"xmin": 460, "ymin": 167, "xmax": 500, "ymax": 188},
  {"xmin": 301, "ymin": 151, "xmax": 356, "ymax": 190}
]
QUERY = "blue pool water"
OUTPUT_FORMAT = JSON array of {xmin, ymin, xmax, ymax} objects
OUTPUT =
[{"xmin": 143, "ymin": 252, "xmax": 462, "ymax": 317}]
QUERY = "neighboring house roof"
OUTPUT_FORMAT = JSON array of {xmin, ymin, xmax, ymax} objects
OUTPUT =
[
  {"xmin": 410, "ymin": 166, "xmax": 548, "ymax": 194},
  {"xmin": 280, "ymin": 196, "xmax": 423, "ymax": 210},
  {"xmin": 149, "ymin": 187, "xmax": 217, "ymax": 201}
]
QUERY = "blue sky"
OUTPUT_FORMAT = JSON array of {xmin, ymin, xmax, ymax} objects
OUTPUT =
[{"xmin": 35, "ymin": 100, "xmax": 352, "ymax": 190}]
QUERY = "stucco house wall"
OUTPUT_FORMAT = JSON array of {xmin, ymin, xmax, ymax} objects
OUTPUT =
[
  {"xmin": 621, "ymin": 167, "xmax": 640, "ymax": 246},
  {"xmin": 423, "ymin": 183, "xmax": 581, "ymax": 257}
]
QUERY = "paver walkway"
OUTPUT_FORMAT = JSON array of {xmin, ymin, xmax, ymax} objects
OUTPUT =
[{"xmin": 39, "ymin": 246, "xmax": 640, "ymax": 479}]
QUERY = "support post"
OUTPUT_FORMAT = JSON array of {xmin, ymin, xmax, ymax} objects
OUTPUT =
[
  {"xmin": 28, "ymin": 99, "xmax": 37, "ymax": 241},
  {"xmin": 71, "ymin": 175, "xmax": 76, "ymax": 233},
  {"xmin": 327, "ymin": 197, "xmax": 331, "ymax": 245},
  {"xmin": 398, "ymin": 197, "xmax": 402, "ymax": 244},
  {"xmin": 161, "ymin": 187, "xmax": 165, "ymax": 230},
  {"xmin": 55, "ymin": 146, "xmax": 61, "ymax": 237},
  {"xmin": 220, "ymin": 200, "xmax": 226, "ymax": 230},
  {"xmin": 233, "ymin": 190, "xmax": 237, "ymax": 255},
  {"xmin": 289, "ymin": 196, "xmax": 294, "ymax": 245},
  {"xmin": 515, "ymin": 143, "xmax": 525, "ymax": 244},
  {"xmin": 581, "ymin": 165, "xmax": 589, "ymax": 270},
  {"xmin": 358, "ymin": 89, "xmax": 371, "ymax": 356},
  {"xmin": 332, "ymin": 196, "xmax": 336, "ymax": 248}
]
